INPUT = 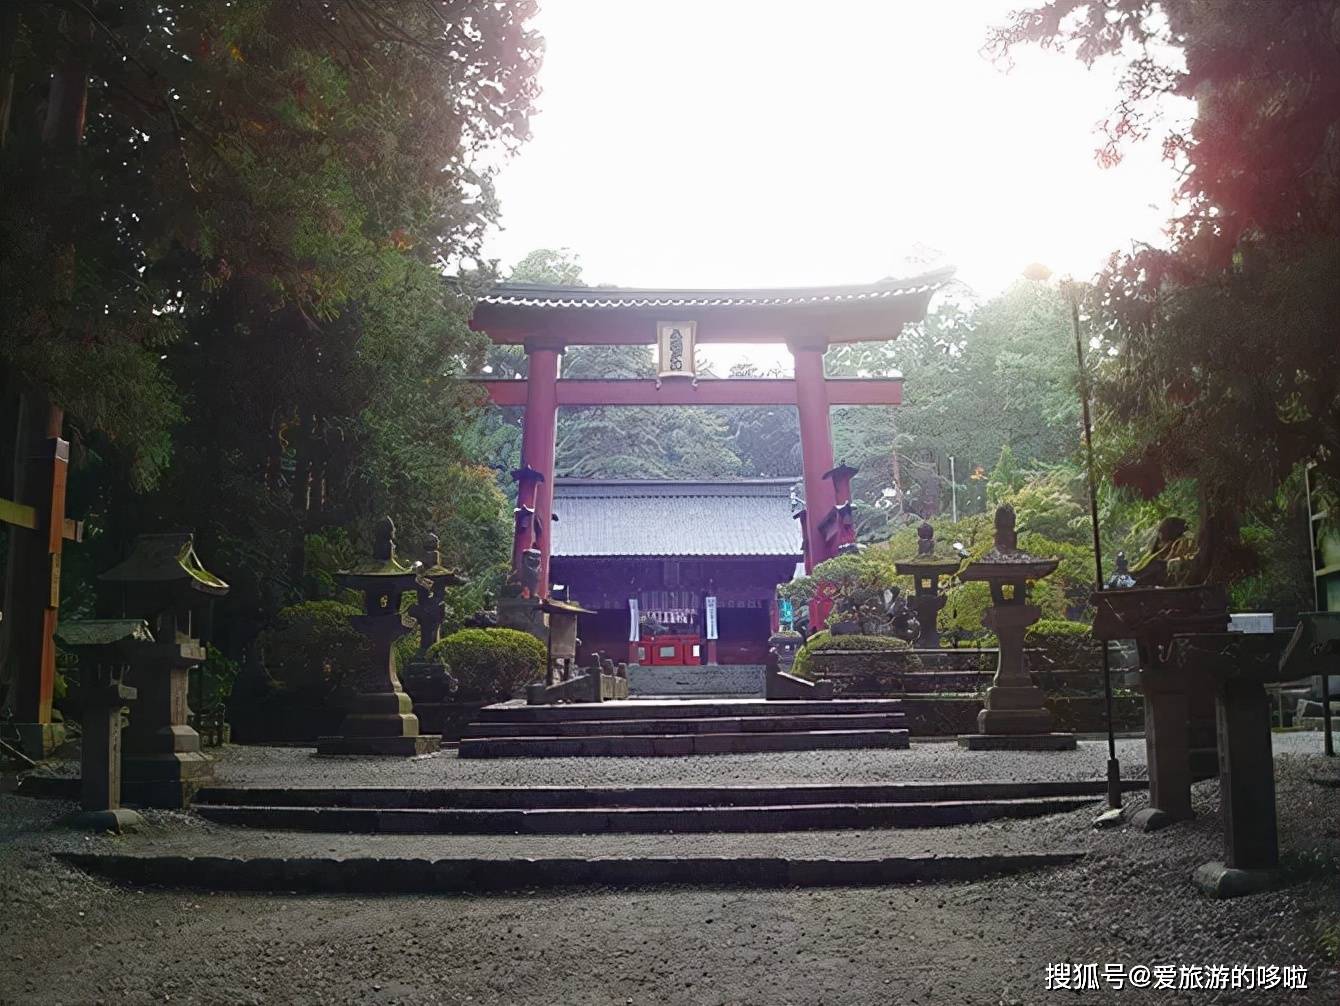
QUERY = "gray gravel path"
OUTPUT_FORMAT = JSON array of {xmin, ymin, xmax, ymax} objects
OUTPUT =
[
  {"xmin": 1, "ymin": 749, "xmax": 1337, "ymax": 1004},
  {"xmin": 140, "ymin": 732, "xmax": 1325, "ymax": 790}
]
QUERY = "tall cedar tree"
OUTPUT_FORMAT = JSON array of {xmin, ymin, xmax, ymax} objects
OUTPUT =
[
  {"xmin": 988, "ymin": 0, "xmax": 1340, "ymax": 582},
  {"xmin": 0, "ymin": 2, "xmax": 539, "ymax": 664}
]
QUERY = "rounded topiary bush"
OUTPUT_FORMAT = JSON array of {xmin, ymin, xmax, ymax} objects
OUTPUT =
[
  {"xmin": 792, "ymin": 630, "xmax": 923, "ymax": 679},
  {"xmin": 428, "ymin": 627, "xmax": 547, "ymax": 701},
  {"xmin": 262, "ymin": 600, "xmax": 371, "ymax": 698},
  {"xmin": 1026, "ymin": 618, "xmax": 1097, "ymax": 671}
]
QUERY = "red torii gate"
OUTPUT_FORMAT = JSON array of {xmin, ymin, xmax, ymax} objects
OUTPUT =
[{"xmin": 468, "ymin": 269, "xmax": 953, "ymax": 600}]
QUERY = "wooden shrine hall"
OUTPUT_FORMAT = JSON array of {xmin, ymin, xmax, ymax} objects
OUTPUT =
[
  {"xmin": 468, "ymin": 269, "xmax": 953, "ymax": 636},
  {"xmin": 549, "ymin": 478, "xmax": 803, "ymax": 666}
]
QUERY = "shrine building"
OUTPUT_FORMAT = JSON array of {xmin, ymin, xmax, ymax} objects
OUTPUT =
[{"xmin": 548, "ymin": 478, "xmax": 803, "ymax": 665}]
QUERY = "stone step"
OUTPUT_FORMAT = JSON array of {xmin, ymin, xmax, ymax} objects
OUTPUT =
[
  {"xmin": 194, "ymin": 778, "xmax": 1143, "ymax": 811},
  {"xmin": 460, "ymin": 712, "xmax": 908, "ymax": 738},
  {"xmin": 457, "ymin": 728, "xmax": 911, "ymax": 758},
  {"xmin": 472, "ymin": 698, "xmax": 904, "ymax": 723},
  {"xmin": 61, "ymin": 849, "xmax": 1086, "ymax": 893},
  {"xmin": 192, "ymin": 794, "xmax": 1097, "ymax": 834}
]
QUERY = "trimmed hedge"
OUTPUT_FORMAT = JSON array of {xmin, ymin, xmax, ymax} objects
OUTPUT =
[
  {"xmin": 792, "ymin": 630, "xmax": 923, "ymax": 679},
  {"xmin": 428, "ymin": 627, "xmax": 546, "ymax": 702},
  {"xmin": 262, "ymin": 600, "xmax": 371, "ymax": 698}
]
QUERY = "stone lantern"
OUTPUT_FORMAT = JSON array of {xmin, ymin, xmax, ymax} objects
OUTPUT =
[
  {"xmin": 53, "ymin": 619, "xmax": 151, "ymax": 832},
  {"xmin": 957, "ymin": 506, "xmax": 1077, "ymax": 751},
  {"xmin": 401, "ymin": 532, "xmax": 466, "ymax": 708},
  {"xmin": 894, "ymin": 522, "xmax": 962, "ymax": 648},
  {"xmin": 317, "ymin": 517, "xmax": 441, "ymax": 756},
  {"xmin": 99, "ymin": 532, "xmax": 229, "ymax": 807}
]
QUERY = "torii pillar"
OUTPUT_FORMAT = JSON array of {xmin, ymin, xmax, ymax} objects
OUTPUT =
[
  {"xmin": 789, "ymin": 337, "xmax": 837, "ymax": 573},
  {"xmin": 515, "ymin": 337, "xmax": 561, "ymax": 597}
]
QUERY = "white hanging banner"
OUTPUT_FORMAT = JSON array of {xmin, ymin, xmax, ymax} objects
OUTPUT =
[
  {"xmin": 628, "ymin": 598, "xmax": 640, "ymax": 641},
  {"xmin": 656, "ymin": 321, "xmax": 697, "ymax": 379},
  {"xmin": 705, "ymin": 596, "xmax": 718, "ymax": 640}
]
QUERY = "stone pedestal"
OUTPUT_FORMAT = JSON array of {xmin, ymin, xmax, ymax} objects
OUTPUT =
[
  {"xmin": 954, "ymin": 507, "xmax": 1076, "ymax": 752},
  {"xmin": 1091, "ymin": 586, "xmax": 1228, "ymax": 831},
  {"xmin": 318, "ymin": 612, "xmax": 440, "ymax": 756},
  {"xmin": 1178, "ymin": 614, "xmax": 1340, "ymax": 898},
  {"xmin": 122, "ymin": 640, "xmax": 215, "ymax": 808},
  {"xmin": 54, "ymin": 619, "xmax": 152, "ymax": 832},
  {"xmin": 958, "ymin": 603, "xmax": 1076, "ymax": 751}
]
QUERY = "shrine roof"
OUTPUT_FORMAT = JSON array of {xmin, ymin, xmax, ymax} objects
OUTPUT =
[
  {"xmin": 551, "ymin": 479, "xmax": 803, "ymax": 558},
  {"xmin": 471, "ymin": 268, "xmax": 955, "ymax": 345},
  {"xmin": 479, "ymin": 268, "xmax": 954, "ymax": 311}
]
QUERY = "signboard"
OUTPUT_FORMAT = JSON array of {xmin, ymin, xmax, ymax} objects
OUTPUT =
[
  {"xmin": 705, "ymin": 595, "xmax": 718, "ymax": 640},
  {"xmin": 656, "ymin": 321, "xmax": 696, "ymax": 379},
  {"xmin": 628, "ymin": 597, "xmax": 640, "ymax": 641}
]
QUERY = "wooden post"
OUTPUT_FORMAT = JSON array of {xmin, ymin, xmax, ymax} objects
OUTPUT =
[
  {"xmin": 5, "ymin": 432, "xmax": 70, "ymax": 756},
  {"xmin": 514, "ymin": 339, "xmax": 560, "ymax": 597},
  {"xmin": 790, "ymin": 339, "xmax": 837, "ymax": 573}
]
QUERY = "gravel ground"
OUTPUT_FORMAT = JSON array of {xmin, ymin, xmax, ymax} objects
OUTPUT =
[
  {"xmin": 29, "ymin": 736, "xmax": 1157, "ymax": 789},
  {"xmin": 1, "ymin": 747, "xmax": 1337, "ymax": 1004}
]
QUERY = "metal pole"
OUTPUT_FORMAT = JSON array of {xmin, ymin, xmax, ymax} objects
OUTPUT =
[
  {"xmin": 949, "ymin": 455, "xmax": 958, "ymax": 524},
  {"xmin": 1304, "ymin": 462, "xmax": 1336, "ymax": 756},
  {"xmin": 1068, "ymin": 283, "xmax": 1123, "ymax": 808}
]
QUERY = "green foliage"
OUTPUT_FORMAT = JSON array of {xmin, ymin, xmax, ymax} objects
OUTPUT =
[
  {"xmin": 986, "ymin": 445, "xmax": 1024, "ymax": 504},
  {"xmin": 429, "ymin": 628, "xmax": 546, "ymax": 701},
  {"xmin": 2, "ymin": 2, "xmax": 538, "ymax": 690},
  {"xmin": 792, "ymin": 630, "xmax": 921, "ymax": 679},
  {"xmin": 1027, "ymin": 619, "xmax": 1090, "ymax": 639},
  {"xmin": 989, "ymin": 2, "xmax": 1340, "ymax": 584},
  {"xmin": 195, "ymin": 645, "xmax": 241, "ymax": 714},
  {"xmin": 261, "ymin": 601, "xmax": 369, "ymax": 698}
]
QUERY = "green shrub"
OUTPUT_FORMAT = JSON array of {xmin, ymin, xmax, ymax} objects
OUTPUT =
[
  {"xmin": 1026, "ymin": 619, "xmax": 1097, "ymax": 671},
  {"xmin": 429, "ymin": 627, "xmax": 546, "ymax": 701},
  {"xmin": 262, "ymin": 600, "xmax": 370, "ymax": 698},
  {"xmin": 792, "ymin": 630, "xmax": 923, "ymax": 678}
]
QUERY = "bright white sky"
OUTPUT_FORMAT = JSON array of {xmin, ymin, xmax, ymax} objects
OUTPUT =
[{"xmin": 484, "ymin": 0, "xmax": 1189, "ymax": 301}]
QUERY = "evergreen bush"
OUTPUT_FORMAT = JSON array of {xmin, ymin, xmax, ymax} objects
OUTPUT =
[
  {"xmin": 261, "ymin": 600, "xmax": 370, "ymax": 698},
  {"xmin": 429, "ymin": 628, "xmax": 546, "ymax": 701},
  {"xmin": 792, "ymin": 630, "xmax": 923, "ymax": 678}
]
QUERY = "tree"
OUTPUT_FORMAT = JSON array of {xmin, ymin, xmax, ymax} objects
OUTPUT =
[
  {"xmin": 1, "ymin": 3, "xmax": 542, "ymax": 671},
  {"xmin": 989, "ymin": 0, "xmax": 1340, "ymax": 583}
]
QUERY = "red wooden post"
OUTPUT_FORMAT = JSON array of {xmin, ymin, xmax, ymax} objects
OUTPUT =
[
  {"xmin": 790, "ymin": 338, "xmax": 837, "ymax": 569},
  {"xmin": 515, "ymin": 339, "xmax": 560, "ymax": 597}
]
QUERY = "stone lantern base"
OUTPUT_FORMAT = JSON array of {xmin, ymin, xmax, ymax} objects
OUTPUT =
[
  {"xmin": 957, "ymin": 603, "xmax": 1076, "ymax": 752},
  {"xmin": 316, "ymin": 688, "xmax": 441, "ymax": 756}
]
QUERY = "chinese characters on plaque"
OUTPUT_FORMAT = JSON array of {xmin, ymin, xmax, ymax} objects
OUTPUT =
[{"xmin": 656, "ymin": 320, "xmax": 696, "ymax": 380}]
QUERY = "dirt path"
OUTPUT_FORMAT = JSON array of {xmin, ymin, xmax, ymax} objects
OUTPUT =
[{"xmin": 2, "ymin": 755, "xmax": 1336, "ymax": 1005}]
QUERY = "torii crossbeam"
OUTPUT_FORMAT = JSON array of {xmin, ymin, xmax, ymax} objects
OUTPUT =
[{"xmin": 467, "ymin": 268, "xmax": 953, "ymax": 597}]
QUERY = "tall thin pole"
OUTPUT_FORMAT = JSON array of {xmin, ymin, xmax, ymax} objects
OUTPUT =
[
  {"xmin": 1068, "ymin": 282, "xmax": 1123, "ymax": 810},
  {"xmin": 949, "ymin": 455, "xmax": 958, "ymax": 523}
]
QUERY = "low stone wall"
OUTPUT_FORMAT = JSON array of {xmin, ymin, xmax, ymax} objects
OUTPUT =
[
  {"xmin": 413, "ymin": 700, "xmax": 489, "ymax": 741},
  {"xmin": 628, "ymin": 664, "xmax": 764, "ymax": 697},
  {"xmin": 902, "ymin": 694, "xmax": 1145, "ymax": 736}
]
